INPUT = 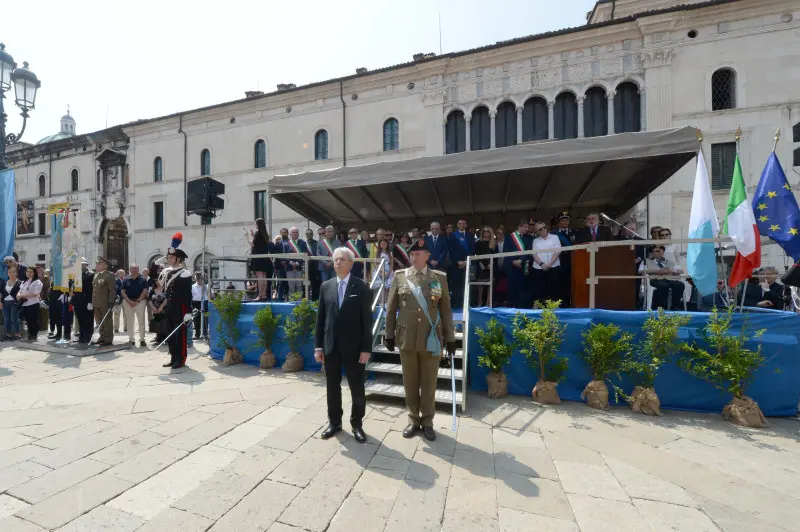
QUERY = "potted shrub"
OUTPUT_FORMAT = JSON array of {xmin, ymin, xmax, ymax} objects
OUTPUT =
[
  {"xmin": 679, "ymin": 306, "xmax": 768, "ymax": 428},
  {"xmin": 281, "ymin": 298, "xmax": 317, "ymax": 372},
  {"xmin": 476, "ymin": 318, "xmax": 513, "ymax": 398},
  {"xmin": 512, "ymin": 300, "xmax": 568, "ymax": 404},
  {"xmin": 580, "ymin": 323, "xmax": 632, "ymax": 410},
  {"xmin": 214, "ymin": 290, "xmax": 244, "ymax": 365},
  {"xmin": 253, "ymin": 306, "xmax": 282, "ymax": 369},
  {"xmin": 618, "ymin": 309, "xmax": 690, "ymax": 416}
]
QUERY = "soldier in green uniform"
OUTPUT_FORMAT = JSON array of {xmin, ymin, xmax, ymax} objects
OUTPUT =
[
  {"xmin": 91, "ymin": 257, "xmax": 118, "ymax": 346},
  {"xmin": 384, "ymin": 238, "xmax": 456, "ymax": 441}
]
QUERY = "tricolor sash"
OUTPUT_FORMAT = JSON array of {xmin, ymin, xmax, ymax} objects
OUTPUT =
[
  {"xmin": 406, "ymin": 276, "xmax": 442, "ymax": 355},
  {"xmin": 287, "ymin": 240, "xmax": 300, "ymax": 253},
  {"xmin": 346, "ymin": 240, "xmax": 363, "ymax": 258},
  {"xmin": 456, "ymin": 231, "xmax": 469, "ymax": 251},
  {"xmin": 511, "ymin": 231, "xmax": 526, "ymax": 252},
  {"xmin": 394, "ymin": 244, "xmax": 410, "ymax": 264},
  {"xmin": 320, "ymin": 239, "xmax": 334, "ymax": 256}
]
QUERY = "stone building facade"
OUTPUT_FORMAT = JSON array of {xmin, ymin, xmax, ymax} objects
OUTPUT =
[{"xmin": 8, "ymin": 0, "xmax": 800, "ymax": 281}]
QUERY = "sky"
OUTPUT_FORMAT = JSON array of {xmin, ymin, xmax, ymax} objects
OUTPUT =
[{"xmin": 2, "ymin": 0, "xmax": 598, "ymax": 143}]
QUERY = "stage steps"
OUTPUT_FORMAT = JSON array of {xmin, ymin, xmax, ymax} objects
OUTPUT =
[{"xmin": 366, "ymin": 312, "xmax": 466, "ymax": 411}]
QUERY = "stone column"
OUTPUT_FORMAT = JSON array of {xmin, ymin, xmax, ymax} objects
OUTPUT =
[
  {"xmin": 639, "ymin": 88, "xmax": 647, "ymax": 131},
  {"xmin": 442, "ymin": 119, "xmax": 448, "ymax": 155},
  {"xmin": 465, "ymin": 115, "xmax": 472, "ymax": 151},
  {"xmin": 516, "ymin": 106, "xmax": 524, "ymax": 143},
  {"xmin": 489, "ymin": 110, "xmax": 497, "ymax": 149},
  {"xmin": 607, "ymin": 92, "xmax": 615, "ymax": 135},
  {"xmin": 577, "ymin": 96, "xmax": 585, "ymax": 138},
  {"xmin": 642, "ymin": 49, "xmax": 675, "ymax": 131},
  {"xmin": 547, "ymin": 102, "xmax": 555, "ymax": 140}
]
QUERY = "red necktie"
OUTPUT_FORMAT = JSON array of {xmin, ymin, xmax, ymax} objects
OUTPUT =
[{"xmin": 592, "ymin": 228, "xmax": 597, "ymax": 241}]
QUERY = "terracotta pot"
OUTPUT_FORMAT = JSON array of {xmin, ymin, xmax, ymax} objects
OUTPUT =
[
  {"xmin": 223, "ymin": 347, "xmax": 242, "ymax": 366},
  {"xmin": 282, "ymin": 351, "xmax": 304, "ymax": 372},
  {"xmin": 630, "ymin": 386, "xmax": 662, "ymax": 416},
  {"xmin": 486, "ymin": 371, "xmax": 508, "ymax": 398},
  {"xmin": 722, "ymin": 395, "xmax": 768, "ymax": 428},
  {"xmin": 532, "ymin": 380, "xmax": 561, "ymax": 404},
  {"xmin": 582, "ymin": 380, "xmax": 609, "ymax": 410},
  {"xmin": 259, "ymin": 348, "xmax": 276, "ymax": 369}
]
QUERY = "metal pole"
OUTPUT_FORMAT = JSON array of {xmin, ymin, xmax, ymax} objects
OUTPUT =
[
  {"xmin": 201, "ymin": 223, "xmax": 206, "ymax": 338},
  {"xmin": 267, "ymin": 193, "xmax": 273, "ymax": 239},
  {"xmin": 588, "ymin": 244, "xmax": 597, "ymax": 309},
  {"xmin": 0, "ymin": 86, "xmax": 7, "ymax": 170},
  {"xmin": 739, "ymin": 278, "xmax": 748, "ymax": 312}
]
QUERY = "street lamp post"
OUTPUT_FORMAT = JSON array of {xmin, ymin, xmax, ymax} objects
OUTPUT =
[{"xmin": 0, "ymin": 43, "xmax": 41, "ymax": 170}]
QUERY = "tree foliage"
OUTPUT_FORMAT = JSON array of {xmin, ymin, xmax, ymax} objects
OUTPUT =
[
  {"xmin": 253, "ymin": 306, "xmax": 282, "ymax": 350},
  {"xmin": 512, "ymin": 300, "xmax": 568, "ymax": 383},
  {"xmin": 581, "ymin": 323, "xmax": 632, "ymax": 382},
  {"xmin": 214, "ymin": 290, "xmax": 244, "ymax": 350},
  {"xmin": 476, "ymin": 318, "xmax": 513, "ymax": 373},
  {"xmin": 622, "ymin": 309, "xmax": 691, "ymax": 388},
  {"xmin": 283, "ymin": 298, "xmax": 318, "ymax": 353},
  {"xmin": 679, "ymin": 306, "xmax": 765, "ymax": 399}
]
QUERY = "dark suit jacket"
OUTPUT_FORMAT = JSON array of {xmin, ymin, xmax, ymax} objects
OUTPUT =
[
  {"xmin": 425, "ymin": 234, "xmax": 449, "ymax": 269},
  {"xmin": 342, "ymin": 240, "xmax": 369, "ymax": 278},
  {"xmin": 447, "ymin": 230, "xmax": 475, "ymax": 265},
  {"xmin": 314, "ymin": 275, "xmax": 373, "ymax": 359},
  {"xmin": 502, "ymin": 232, "xmax": 534, "ymax": 274},
  {"xmin": 574, "ymin": 226, "xmax": 614, "ymax": 244},
  {"xmin": 282, "ymin": 239, "xmax": 309, "ymax": 271}
]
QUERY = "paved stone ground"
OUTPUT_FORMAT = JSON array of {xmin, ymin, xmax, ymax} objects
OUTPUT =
[{"xmin": 1, "ymin": 336, "xmax": 799, "ymax": 531}]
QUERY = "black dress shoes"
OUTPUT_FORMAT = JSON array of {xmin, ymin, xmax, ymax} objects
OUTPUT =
[
  {"xmin": 423, "ymin": 426, "xmax": 436, "ymax": 441},
  {"xmin": 172, "ymin": 363, "xmax": 185, "ymax": 370},
  {"xmin": 352, "ymin": 427, "xmax": 367, "ymax": 443},
  {"xmin": 321, "ymin": 425, "xmax": 342, "ymax": 439},
  {"xmin": 162, "ymin": 361, "xmax": 174, "ymax": 367},
  {"xmin": 402, "ymin": 425, "xmax": 420, "ymax": 438}
]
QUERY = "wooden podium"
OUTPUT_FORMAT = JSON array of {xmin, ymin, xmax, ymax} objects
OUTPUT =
[{"xmin": 571, "ymin": 246, "xmax": 636, "ymax": 310}]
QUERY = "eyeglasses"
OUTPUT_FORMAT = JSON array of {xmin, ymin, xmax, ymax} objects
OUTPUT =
[{"xmin": 349, "ymin": 231, "xmax": 358, "ymax": 235}]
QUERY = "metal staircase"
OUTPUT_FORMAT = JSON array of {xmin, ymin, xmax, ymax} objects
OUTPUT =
[{"xmin": 363, "ymin": 260, "xmax": 467, "ymax": 412}]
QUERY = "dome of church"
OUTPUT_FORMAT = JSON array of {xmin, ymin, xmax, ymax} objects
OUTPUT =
[{"xmin": 37, "ymin": 107, "xmax": 77, "ymax": 144}]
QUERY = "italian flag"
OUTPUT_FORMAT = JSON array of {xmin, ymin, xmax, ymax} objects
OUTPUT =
[{"xmin": 723, "ymin": 154, "xmax": 761, "ymax": 287}]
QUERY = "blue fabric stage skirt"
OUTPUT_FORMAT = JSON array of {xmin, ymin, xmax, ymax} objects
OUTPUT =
[
  {"xmin": 208, "ymin": 302, "xmax": 321, "ymax": 372},
  {"xmin": 467, "ymin": 307, "xmax": 800, "ymax": 416}
]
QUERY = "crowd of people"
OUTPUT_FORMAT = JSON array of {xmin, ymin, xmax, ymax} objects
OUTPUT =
[{"xmin": 235, "ymin": 212, "xmax": 793, "ymax": 312}]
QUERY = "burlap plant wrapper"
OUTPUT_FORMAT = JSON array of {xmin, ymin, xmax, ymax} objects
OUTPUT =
[
  {"xmin": 259, "ymin": 349, "xmax": 276, "ymax": 369},
  {"xmin": 486, "ymin": 371, "xmax": 508, "ymax": 399},
  {"xmin": 532, "ymin": 380, "xmax": 561, "ymax": 404},
  {"xmin": 223, "ymin": 348, "xmax": 242, "ymax": 366},
  {"xmin": 722, "ymin": 396, "xmax": 768, "ymax": 428},
  {"xmin": 630, "ymin": 386, "xmax": 662, "ymax": 416},
  {"xmin": 282, "ymin": 352, "xmax": 304, "ymax": 372},
  {"xmin": 581, "ymin": 380, "xmax": 609, "ymax": 410}
]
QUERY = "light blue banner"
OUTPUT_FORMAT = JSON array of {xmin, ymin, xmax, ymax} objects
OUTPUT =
[
  {"xmin": 51, "ymin": 211, "xmax": 65, "ymax": 290},
  {"xmin": 0, "ymin": 169, "xmax": 15, "ymax": 279}
]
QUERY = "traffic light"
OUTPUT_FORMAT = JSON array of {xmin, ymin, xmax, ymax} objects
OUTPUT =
[
  {"xmin": 793, "ymin": 121, "xmax": 800, "ymax": 167},
  {"xmin": 187, "ymin": 177, "xmax": 225, "ymax": 217}
]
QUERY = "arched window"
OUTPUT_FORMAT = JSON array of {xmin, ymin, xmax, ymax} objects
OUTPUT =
[
  {"xmin": 200, "ymin": 149, "xmax": 211, "ymax": 176},
  {"xmin": 38, "ymin": 175, "xmax": 46, "ymax": 197},
  {"xmin": 254, "ymin": 140, "xmax": 267, "ymax": 168},
  {"xmin": 70, "ymin": 169, "xmax": 79, "ymax": 191},
  {"xmin": 522, "ymin": 97, "xmax": 548, "ymax": 142},
  {"xmin": 711, "ymin": 68, "xmax": 736, "ymax": 111},
  {"xmin": 470, "ymin": 106, "xmax": 490, "ymax": 150},
  {"xmin": 614, "ymin": 82, "xmax": 641, "ymax": 133},
  {"xmin": 445, "ymin": 110, "xmax": 466, "ymax": 154},
  {"xmin": 554, "ymin": 92, "xmax": 578, "ymax": 140},
  {"xmin": 495, "ymin": 102, "xmax": 517, "ymax": 148},
  {"xmin": 383, "ymin": 118, "xmax": 399, "ymax": 151},
  {"xmin": 153, "ymin": 157, "xmax": 163, "ymax": 182},
  {"xmin": 583, "ymin": 87, "xmax": 608, "ymax": 138},
  {"xmin": 315, "ymin": 130, "xmax": 329, "ymax": 160}
]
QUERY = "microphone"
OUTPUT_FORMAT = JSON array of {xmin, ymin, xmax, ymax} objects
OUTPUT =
[{"xmin": 601, "ymin": 213, "xmax": 644, "ymax": 239}]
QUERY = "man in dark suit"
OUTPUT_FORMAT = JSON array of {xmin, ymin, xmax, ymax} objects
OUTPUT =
[
  {"xmin": 447, "ymin": 218, "xmax": 474, "ymax": 309},
  {"xmin": 503, "ymin": 218, "xmax": 534, "ymax": 308},
  {"xmin": 574, "ymin": 213, "xmax": 614, "ymax": 244},
  {"xmin": 343, "ymin": 228, "xmax": 369, "ymax": 279},
  {"xmin": 282, "ymin": 227, "xmax": 309, "ymax": 298},
  {"xmin": 314, "ymin": 246, "xmax": 373, "ymax": 443},
  {"xmin": 424, "ymin": 221, "xmax": 449, "ymax": 271}
]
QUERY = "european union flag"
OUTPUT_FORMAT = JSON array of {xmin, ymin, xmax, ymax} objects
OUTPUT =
[{"xmin": 752, "ymin": 152, "xmax": 800, "ymax": 261}]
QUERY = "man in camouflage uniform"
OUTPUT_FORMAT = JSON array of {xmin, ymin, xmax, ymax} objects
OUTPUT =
[
  {"xmin": 91, "ymin": 257, "xmax": 118, "ymax": 346},
  {"xmin": 384, "ymin": 239, "xmax": 456, "ymax": 441}
]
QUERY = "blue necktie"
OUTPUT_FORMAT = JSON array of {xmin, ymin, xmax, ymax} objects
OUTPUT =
[{"xmin": 338, "ymin": 280, "xmax": 346, "ymax": 309}]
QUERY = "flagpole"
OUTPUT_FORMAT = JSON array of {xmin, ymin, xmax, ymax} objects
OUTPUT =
[{"xmin": 772, "ymin": 128, "xmax": 781, "ymax": 153}]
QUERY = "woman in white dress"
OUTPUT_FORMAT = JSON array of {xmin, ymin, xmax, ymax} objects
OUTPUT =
[{"xmin": 17, "ymin": 266, "xmax": 43, "ymax": 340}]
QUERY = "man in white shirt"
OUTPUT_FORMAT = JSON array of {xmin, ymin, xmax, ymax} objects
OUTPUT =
[
  {"xmin": 191, "ymin": 273, "xmax": 210, "ymax": 339},
  {"xmin": 639, "ymin": 245, "xmax": 685, "ymax": 310}
]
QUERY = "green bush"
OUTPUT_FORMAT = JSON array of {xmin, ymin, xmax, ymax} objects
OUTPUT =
[
  {"xmin": 214, "ymin": 290, "xmax": 244, "ymax": 350},
  {"xmin": 581, "ymin": 323, "xmax": 632, "ymax": 382},
  {"xmin": 623, "ymin": 309, "xmax": 690, "ymax": 389},
  {"xmin": 679, "ymin": 306, "xmax": 765, "ymax": 399},
  {"xmin": 253, "ymin": 306, "xmax": 282, "ymax": 351},
  {"xmin": 283, "ymin": 298, "xmax": 318, "ymax": 353},
  {"xmin": 512, "ymin": 300, "xmax": 568, "ymax": 382},
  {"xmin": 476, "ymin": 318, "xmax": 512, "ymax": 373}
]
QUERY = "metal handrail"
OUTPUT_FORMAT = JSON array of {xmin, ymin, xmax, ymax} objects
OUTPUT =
[{"xmin": 370, "ymin": 258, "xmax": 388, "ymax": 343}]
